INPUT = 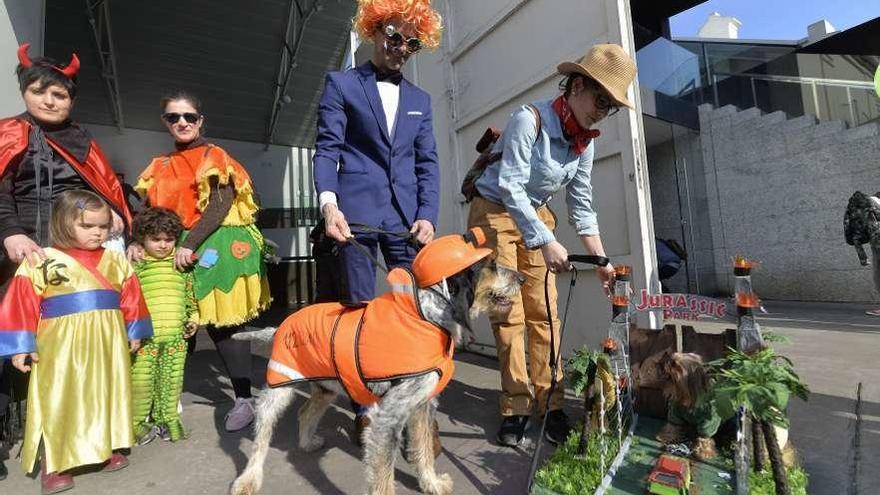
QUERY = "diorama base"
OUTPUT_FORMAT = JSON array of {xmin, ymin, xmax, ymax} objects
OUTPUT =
[
  {"xmin": 605, "ymin": 416, "xmax": 733, "ymax": 495},
  {"xmin": 532, "ymin": 416, "xmax": 735, "ymax": 495}
]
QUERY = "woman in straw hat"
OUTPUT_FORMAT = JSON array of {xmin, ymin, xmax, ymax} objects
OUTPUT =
[{"xmin": 466, "ymin": 43, "xmax": 637, "ymax": 447}]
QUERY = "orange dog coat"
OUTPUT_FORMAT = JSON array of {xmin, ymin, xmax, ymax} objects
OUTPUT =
[{"xmin": 266, "ymin": 268, "xmax": 455, "ymax": 405}]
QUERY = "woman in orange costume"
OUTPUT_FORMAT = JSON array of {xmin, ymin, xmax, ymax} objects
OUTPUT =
[{"xmin": 132, "ymin": 91, "xmax": 270, "ymax": 432}]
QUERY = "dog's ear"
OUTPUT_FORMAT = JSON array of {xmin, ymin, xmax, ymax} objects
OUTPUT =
[
  {"xmin": 667, "ymin": 354, "xmax": 686, "ymax": 381},
  {"xmin": 669, "ymin": 359, "xmax": 682, "ymax": 375},
  {"xmin": 657, "ymin": 350, "xmax": 673, "ymax": 370}
]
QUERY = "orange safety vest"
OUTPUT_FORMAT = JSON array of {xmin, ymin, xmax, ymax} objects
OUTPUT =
[{"xmin": 266, "ymin": 268, "xmax": 455, "ymax": 405}]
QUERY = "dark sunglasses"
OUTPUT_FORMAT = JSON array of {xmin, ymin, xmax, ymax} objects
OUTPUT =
[
  {"xmin": 384, "ymin": 24, "xmax": 422, "ymax": 54},
  {"xmin": 162, "ymin": 112, "xmax": 200, "ymax": 125},
  {"xmin": 594, "ymin": 92, "xmax": 620, "ymax": 117}
]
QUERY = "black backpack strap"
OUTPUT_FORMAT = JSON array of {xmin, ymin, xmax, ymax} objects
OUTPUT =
[{"xmin": 526, "ymin": 104, "xmax": 541, "ymax": 145}]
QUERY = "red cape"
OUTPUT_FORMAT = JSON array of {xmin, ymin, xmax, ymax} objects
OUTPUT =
[{"xmin": 0, "ymin": 117, "xmax": 132, "ymax": 229}]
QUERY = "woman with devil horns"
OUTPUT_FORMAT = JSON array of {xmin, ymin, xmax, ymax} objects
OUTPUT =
[{"xmin": 0, "ymin": 43, "xmax": 133, "ymax": 487}]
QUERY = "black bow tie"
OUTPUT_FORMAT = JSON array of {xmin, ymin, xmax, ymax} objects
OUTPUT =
[{"xmin": 376, "ymin": 71, "xmax": 403, "ymax": 85}]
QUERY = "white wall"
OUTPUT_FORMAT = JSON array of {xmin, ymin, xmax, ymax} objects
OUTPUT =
[
  {"xmin": 412, "ymin": 0, "xmax": 658, "ymax": 357},
  {"xmin": 698, "ymin": 104, "xmax": 880, "ymax": 302},
  {"xmin": 0, "ymin": 0, "xmax": 44, "ymax": 116}
]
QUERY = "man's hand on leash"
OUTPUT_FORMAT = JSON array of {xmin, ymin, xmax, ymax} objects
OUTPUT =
[
  {"xmin": 323, "ymin": 204, "xmax": 353, "ymax": 243},
  {"xmin": 410, "ymin": 219, "xmax": 435, "ymax": 245}
]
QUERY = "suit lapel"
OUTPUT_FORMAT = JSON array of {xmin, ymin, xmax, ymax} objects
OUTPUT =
[{"xmin": 357, "ymin": 64, "xmax": 391, "ymax": 145}]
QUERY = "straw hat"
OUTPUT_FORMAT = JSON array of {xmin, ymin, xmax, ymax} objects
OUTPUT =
[{"xmin": 557, "ymin": 44, "xmax": 636, "ymax": 109}]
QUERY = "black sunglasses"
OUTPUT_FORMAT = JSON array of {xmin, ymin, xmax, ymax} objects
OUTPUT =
[
  {"xmin": 594, "ymin": 92, "xmax": 620, "ymax": 117},
  {"xmin": 162, "ymin": 112, "xmax": 200, "ymax": 125},
  {"xmin": 384, "ymin": 24, "xmax": 422, "ymax": 54}
]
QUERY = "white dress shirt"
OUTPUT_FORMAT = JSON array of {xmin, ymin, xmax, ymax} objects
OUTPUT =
[{"xmin": 320, "ymin": 79, "xmax": 401, "ymax": 213}]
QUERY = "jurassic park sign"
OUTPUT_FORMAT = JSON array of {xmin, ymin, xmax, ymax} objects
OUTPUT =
[{"xmin": 633, "ymin": 289, "xmax": 733, "ymax": 322}]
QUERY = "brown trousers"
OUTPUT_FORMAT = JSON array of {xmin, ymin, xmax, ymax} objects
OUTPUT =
[{"xmin": 467, "ymin": 197, "xmax": 564, "ymax": 416}]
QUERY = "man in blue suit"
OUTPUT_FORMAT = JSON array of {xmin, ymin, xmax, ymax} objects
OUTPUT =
[
  {"xmin": 312, "ymin": 1, "xmax": 443, "ymax": 450},
  {"xmin": 314, "ymin": 7, "xmax": 441, "ymax": 304}
]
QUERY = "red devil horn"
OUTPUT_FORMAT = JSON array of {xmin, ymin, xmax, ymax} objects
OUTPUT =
[
  {"xmin": 17, "ymin": 43, "xmax": 33, "ymax": 68},
  {"xmin": 60, "ymin": 53, "xmax": 80, "ymax": 78}
]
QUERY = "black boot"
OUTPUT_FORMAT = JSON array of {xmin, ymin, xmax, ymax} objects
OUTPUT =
[
  {"xmin": 497, "ymin": 415, "xmax": 530, "ymax": 447},
  {"xmin": 544, "ymin": 410, "xmax": 571, "ymax": 445}
]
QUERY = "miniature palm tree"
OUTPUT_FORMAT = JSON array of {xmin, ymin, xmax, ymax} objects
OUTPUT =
[{"xmin": 709, "ymin": 347, "xmax": 809, "ymax": 495}]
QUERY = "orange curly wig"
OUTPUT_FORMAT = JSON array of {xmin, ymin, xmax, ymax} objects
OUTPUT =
[{"xmin": 353, "ymin": 0, "xmax": 442, "ymax": 50}]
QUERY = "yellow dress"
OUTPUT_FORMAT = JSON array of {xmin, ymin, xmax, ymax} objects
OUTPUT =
[{"xmin": 0, "ymin": 247, "xmax": 153, "ymax": 473}]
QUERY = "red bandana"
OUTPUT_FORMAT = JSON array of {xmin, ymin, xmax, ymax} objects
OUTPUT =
[{"xmin": 552, "ymin": 95, "xmax": 600, "ymax": 155}]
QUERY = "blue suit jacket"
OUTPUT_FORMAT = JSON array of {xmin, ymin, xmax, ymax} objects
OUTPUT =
[{"xmin": 313, "ymin": 62, "xmax": 440, "ymax": 227}]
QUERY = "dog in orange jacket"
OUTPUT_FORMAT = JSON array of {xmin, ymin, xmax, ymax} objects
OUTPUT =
[{"xmin": 232, "ymin": 228, "xmax": 522, "ymax": 495}]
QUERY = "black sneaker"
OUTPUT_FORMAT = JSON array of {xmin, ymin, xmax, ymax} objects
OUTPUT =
[
  {"xmin": 544, "ymin": 410, "xmax": 571, "ymax": 445},
  {"xmin": 497, "ymin": 415, "xmax": 530, "ymax": 447},
  {"xmin": 0, "ymin": 458, "xmax": 6, "ymax": 481}
]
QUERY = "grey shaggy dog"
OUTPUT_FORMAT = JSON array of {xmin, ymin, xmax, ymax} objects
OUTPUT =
[{"xmin": 230, "ymin": 259, "xmax": 522, "ymax": 495}]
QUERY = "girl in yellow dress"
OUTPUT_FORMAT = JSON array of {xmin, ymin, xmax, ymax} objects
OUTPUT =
[{"xmin": 0, "ymin": 190, "xmax": 152, "ymax": 494}]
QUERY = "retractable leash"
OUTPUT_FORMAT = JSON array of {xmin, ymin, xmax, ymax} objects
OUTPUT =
[{"xmin": 526, "ymin": 254, "xmax": 610, "ymax": 492}]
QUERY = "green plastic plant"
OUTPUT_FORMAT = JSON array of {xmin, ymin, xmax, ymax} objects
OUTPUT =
[
  {"xmin": 708, "ymin": 347, "xmax": 808, "ymax": 427},
  {"xmin": 534, "ymin": 426, "xmax": 621, "ymax": 495},
  {"xmin": 708, "ymin": 347, "xmax": 809, "ymax": 495},
  {"xmin": 749, "ymin": 466, "xmax": 809, "ymax": 495}
]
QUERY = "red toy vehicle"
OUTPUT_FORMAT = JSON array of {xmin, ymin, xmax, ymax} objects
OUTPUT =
[{"xmin": 647, "ymin": 455, "xmax": 691, "ymax": 495}]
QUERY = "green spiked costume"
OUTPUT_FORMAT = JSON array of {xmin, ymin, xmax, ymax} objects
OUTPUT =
[{"xmin": 130, "ymin": 253, "xmax": 198, "ymax": 441}]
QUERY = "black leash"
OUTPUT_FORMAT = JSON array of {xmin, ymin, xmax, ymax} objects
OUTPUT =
[
  {"xmin": 339, "ymin": 223, "xmax": 461, "ymax": 321},
  {"xmin": 526, "ymin": 254, "xmax": 610, "ymax": 492},
  {"xmin": 345, "ymin": 223, "xmax": 416, "ymax": 276}
]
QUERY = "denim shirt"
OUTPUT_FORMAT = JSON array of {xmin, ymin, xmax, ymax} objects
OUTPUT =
[{"xmin": 474, "ymin": 99, "xmax": 598, "ymax": 249}]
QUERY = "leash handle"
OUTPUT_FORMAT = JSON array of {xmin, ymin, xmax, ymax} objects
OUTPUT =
[
  {"xmin": 342, "ymin": 222, "xmax": 421, "ymax": 275},
  {"xmin": 348, "ymin": 223, "xmax": 414, "ymax": 240},
  {"xmin": 567, "ymin": 254, "xmax": 610, "ymax": 267},
  {"xmin": 348, "ymin": 222, "xmax": 420, "ymax": 250}
]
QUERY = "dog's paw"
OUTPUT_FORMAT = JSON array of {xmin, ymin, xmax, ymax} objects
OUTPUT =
[
  {"xmin": 301, "ymin": 435, "xmax": 325, "ymax": 452},
  {"xmin": 421, "ymin": 473, "xmax": 453, "ymax": 495},
  {"xmin": 693, "ymin": 437, "xmax": 717, "ymax": 460},
  {"xmin": 230, "ymin": 472, "xmax": 261, "ymax": 495}
]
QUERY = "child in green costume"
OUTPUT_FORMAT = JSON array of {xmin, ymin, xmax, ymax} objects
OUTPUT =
[{"xmin": 130, "ymin": 208, "xmax": 199, "ymax": 443}]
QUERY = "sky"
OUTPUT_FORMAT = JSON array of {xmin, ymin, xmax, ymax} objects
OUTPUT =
[{"xmin": 669, "ymin": 0, "xmax": 880, "ymax": 40}]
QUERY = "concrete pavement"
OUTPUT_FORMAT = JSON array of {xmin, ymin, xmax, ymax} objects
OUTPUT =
[{"xmin": 1, "ymin": 300, "xmax": 878, "ymax": 494}]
